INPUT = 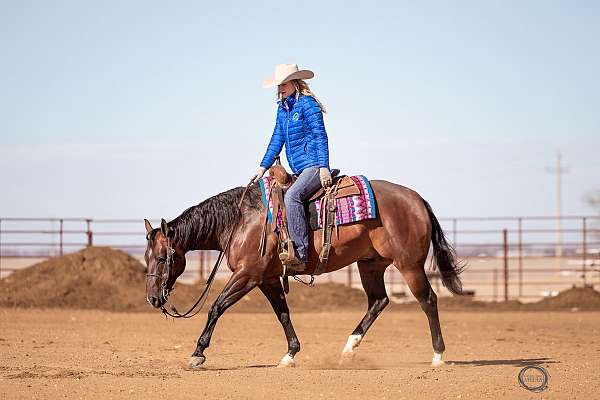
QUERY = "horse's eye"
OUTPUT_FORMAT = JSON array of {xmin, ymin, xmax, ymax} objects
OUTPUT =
[{"xmin": 157, "ymin": 257, "xmax": 166, "ymax": 263}]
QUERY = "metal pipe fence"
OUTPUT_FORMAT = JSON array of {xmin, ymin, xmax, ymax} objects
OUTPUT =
[{"xmin": 1, "ymin": 216, "xmax": 599, "ymax": 301}]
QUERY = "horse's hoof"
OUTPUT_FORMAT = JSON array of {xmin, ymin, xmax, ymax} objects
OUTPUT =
[
  {"xmin": 188, "ymin": 355, "xmax": 206, "ymax": 369},
  {"xmin": 277, "ymin": 353, "xmax": 296, "ymax": 368},
  {"xmin": 431, "ymin": 352, "xmax": 444, "ymax": 367}
]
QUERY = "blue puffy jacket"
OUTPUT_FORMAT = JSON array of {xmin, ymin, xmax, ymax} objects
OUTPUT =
[{"xmin": 260, "ymin": 94, "xmax": 329, "ymax": 174}]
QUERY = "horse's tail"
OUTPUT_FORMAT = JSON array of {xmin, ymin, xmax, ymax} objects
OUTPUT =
[{"xmin": 422, "ymin": 199, "xmax": 465, "ymax": 295}]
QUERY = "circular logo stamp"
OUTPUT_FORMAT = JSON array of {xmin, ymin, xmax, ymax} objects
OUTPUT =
[
  {"xmin": 518, "ymin": 365, "xmax": 549, "ymax": 392},
  {"xmin": 292, "ymin": 112, "xmax": 299, "ymax": 121}
]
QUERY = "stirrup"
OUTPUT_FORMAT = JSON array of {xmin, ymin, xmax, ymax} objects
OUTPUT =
[
  {"xmin": 279, "ymin": 249, "xmax": 307, "ymax": 273},
  {"xmin": 282, "ymin": 260, "xmax": 307, "ymax": 274},
  {"xmin": 278, "ymin": 250, "xmax": 290, "ymax": 262}
]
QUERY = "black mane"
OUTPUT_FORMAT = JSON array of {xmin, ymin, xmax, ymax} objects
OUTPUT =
[{"xmin": 169, "ymin": 184, "xmax": 262, "ymax": 251}]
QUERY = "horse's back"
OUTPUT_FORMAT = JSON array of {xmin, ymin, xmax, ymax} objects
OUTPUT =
[
  {"xmin": 370, "ymin": 180, "xmax": 429, "ymax": 216},
  {"xmin": 369, "ymin": 179, "xmax": 432, "ymax": 239}
]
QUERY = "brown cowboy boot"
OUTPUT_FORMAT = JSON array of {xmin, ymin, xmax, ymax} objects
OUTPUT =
[
  {"xmin": 279, "ymin": 249, "xmax": 307, "ymax": 274},
  {"xmin": 277, "ymin": 238, "xmax": 306, "ymax": 274}
]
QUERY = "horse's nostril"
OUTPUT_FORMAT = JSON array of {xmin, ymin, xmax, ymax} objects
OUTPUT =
[{"xmin": 148, "ymin": 296, "xmax": 161, "ymax": 308}]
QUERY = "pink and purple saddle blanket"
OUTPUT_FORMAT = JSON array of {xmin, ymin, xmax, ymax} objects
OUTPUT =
[{"xmin": 258, "ymin": 175, "xmax": 377, "ymax": 231}]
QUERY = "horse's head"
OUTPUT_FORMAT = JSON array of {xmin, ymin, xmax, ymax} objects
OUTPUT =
[{"xmin": 144, "ymin": 218, "xmax": 186, "ymax": 309}]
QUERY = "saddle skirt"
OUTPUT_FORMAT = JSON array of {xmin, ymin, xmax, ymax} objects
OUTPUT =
[{"xmin": 258, "ymin": 171, "xmax": 377, "ymax": 231}]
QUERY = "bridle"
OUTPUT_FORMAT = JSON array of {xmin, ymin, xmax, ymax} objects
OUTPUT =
[
  {"xmin": 146, "ymin": 180, "xmax": 253, "ymax": 319},
  {"xmin": 145, "ymin": 236, "xmax": 176, "ymax": 303}
]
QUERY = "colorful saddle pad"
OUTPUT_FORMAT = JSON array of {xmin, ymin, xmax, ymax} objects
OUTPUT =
[{"xmin": 258, "ymin": 175, "xmax": 377, "ymax": 230}]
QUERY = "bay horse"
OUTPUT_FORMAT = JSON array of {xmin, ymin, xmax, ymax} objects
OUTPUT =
[{"xmin": 143, "ymin": 179, "xmax": 463, "ymax": 369}]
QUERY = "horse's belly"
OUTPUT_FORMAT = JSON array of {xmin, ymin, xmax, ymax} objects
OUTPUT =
[{"xmin": 308, "ymin": 220, "xmax": 378, "ymax": 272}]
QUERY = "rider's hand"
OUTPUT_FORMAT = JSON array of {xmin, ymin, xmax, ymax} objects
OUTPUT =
[
  {"xmin": 320, "ymin": 167, "xmax": 332, "ymax": 188},
  {"xmin": 251, "ymin": 167, "xmax": 266, "ymax": 183}
]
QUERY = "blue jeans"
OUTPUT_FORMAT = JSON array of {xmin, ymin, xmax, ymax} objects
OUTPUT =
[{"xmin": 284, "ymin": 166, "xmax": 322, "ymax": 262}]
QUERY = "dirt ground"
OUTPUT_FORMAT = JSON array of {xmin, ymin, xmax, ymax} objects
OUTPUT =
[
  {"xmin": 2, "ymin": 247, "xmax": 600, "ymax": 398},
  {"xmin": 1, "ymin": 309, "xmax": 599, "ymax": 399}
]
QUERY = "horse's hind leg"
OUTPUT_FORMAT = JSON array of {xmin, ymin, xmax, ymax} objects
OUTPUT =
[
  {"xmin": 399, "ymin": 264, "xmax": 446, "ymax": 367},
  {"xmin": 341, "ymin": 258, "xmax": 390, "ymax": 361},
  {"xmin": 258, "ymin": 278, "xmax": 300, "ymax": 367}
]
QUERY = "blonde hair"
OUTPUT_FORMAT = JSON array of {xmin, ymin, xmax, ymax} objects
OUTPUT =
[{"xmin": 277, "ymin": 79, "xmax": 327, "ymax": 113}]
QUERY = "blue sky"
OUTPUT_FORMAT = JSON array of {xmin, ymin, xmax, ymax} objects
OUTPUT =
[{"xmin": 1, "ymin": 1, "xmax": 598, "ymax": 220}]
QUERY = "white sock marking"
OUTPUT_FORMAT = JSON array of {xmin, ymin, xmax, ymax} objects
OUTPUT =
[
  {"xmin": 278, "ymin": 353, "xmax": 295, "ymax": 367},
  {"xmin": 342, "ymin": 334, "xmax": 363, "ymax": 355},
  {"xmin": 431, "ymin": 351, "xmax": 444, "ymax": 367}
]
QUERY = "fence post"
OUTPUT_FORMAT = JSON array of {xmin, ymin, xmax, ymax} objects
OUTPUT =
[
  {"xmin": 582, "ymin": 217, "xmax": 587, "ymax": 287},
  {"xmin": 452, "ymin": 218, "xmax": 457, "ymax": 247},
  {"xmin": 518, "ymin": 218, "xmax": 522, "ymax": 298},
  {"xmin": 86, "ymin": 219, "xmax": 93, "ymax": 247},
  {"xmin": 0, "ymin": 218, "xmax": 2, "ymax": 278},
  {"xmin": 59, "ymin": 219, "xmax": 64, "ymax": 256},
  {"xmin": 493, "ymin": 267, "xmax": 497, "ymax": 301},
  {"xmin": 503, "ymin": 228, "xmax": 509, "ymax": 301}
]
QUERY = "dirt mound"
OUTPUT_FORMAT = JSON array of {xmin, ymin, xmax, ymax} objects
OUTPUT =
[
  {"xmin": 0, "ymin": 247, "xmax": 151, "ymax": 311},
  {"xmin": 386, "ymin": 295, "xmax": 525, "ymax": 312},
  {"xmin": 527, "ymin": 287, "xmax": 600, "ymax": 311},
  {"xmin": 435, "ymin": 295, "xmax": 525, "ymax": 311},
  {"xmin": 409, "ymin": 287, "xmax": 600, "ymax": 312},
  {"xmin": 0, "ymin": 247, "xmax": 367, "ymax": 312}
]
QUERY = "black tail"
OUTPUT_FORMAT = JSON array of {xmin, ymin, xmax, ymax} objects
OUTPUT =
[{"xmin": 422, "ymin": 199, "xmax": 465, "ymax": 295}]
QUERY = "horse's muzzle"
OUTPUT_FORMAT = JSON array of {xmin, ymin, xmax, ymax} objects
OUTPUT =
[
  {"xmin": 147, "ymin": 295, "xmax": 163, "ymax": 309},
  {"xmin": 146, "ymin": 286, "xmax": 172, "ymax": 309}
]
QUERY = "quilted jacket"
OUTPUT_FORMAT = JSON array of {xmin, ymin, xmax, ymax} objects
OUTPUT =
[{"xmin": 260, "ymin": 94, "xmax": 329, "ymax": 174}]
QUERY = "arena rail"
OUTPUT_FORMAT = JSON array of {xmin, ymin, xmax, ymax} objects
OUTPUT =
[{"xmin": 1, "ymin": 216, "xmax": 599, "ymax": 301}]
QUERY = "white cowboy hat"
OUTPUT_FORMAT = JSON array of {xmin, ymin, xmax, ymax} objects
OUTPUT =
[{"xmin": 262, "ymin": 64, "xmax": 314, "ymax": 88}]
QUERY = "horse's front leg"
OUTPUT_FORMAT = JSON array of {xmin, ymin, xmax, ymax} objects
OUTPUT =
[
  {"xmin": 189, "ymin": 270, "xmax": 257, "ymax": 368},
  {"xmin": 258, "ymin": 277, "xmax": 300, "ymax": 367}
]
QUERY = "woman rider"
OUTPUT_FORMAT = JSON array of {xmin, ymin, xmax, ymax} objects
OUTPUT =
[{"xmin": 251, "ymin": 64, "xmax": 331, "ymax": 273}]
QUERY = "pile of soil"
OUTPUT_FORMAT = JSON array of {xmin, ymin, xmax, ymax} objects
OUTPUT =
[
  {"xmin": 0, "ymin": 247, "xmax": 367, "ymax": 312},
  {"xmin": 526, "ymin": 287, "xmax": 600, "ymax": 311},
  {"xmin": 430, "ymin": 287, "xmax": 600, "ymax": 311},
  {"xmin": 386, "ymin": 295, "xmax": 525, "ymax": 312},
  {"xmin": 0, "ymin": 247, "xmax": 153, "ymax": 311},
  {"xmin": 435, "ymin": 296, "xmax": 525, "ymax": 311}
]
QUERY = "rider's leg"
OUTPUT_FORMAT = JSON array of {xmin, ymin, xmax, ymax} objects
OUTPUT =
[{"xmin": 283, "ymin": 166, "xmax": 322, "ymax": 264}]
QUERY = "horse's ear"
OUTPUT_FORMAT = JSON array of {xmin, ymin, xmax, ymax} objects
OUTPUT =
[
  {"xmin": 160, "ymin": 218, "xmax": 175, "ymax": 239},
  {"xmin": 144, "ymin": 219, "xmax": 153, "ymax": 234}
]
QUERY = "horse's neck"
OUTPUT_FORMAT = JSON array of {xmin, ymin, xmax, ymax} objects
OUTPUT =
[
  {"xmin": 170, "ymin": 185, "xmax": 253, "ymax": 254},
  {"xmin": 171, "ymin": 221, "xmax": 222, "ymax": 254},
  {"xmin": 179, "ymin": 233, "xmax": 222, "ymax": 253}
]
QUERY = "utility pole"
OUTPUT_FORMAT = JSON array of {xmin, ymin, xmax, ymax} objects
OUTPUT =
[{"xmin": 545, "ymin": 151, "xmax": 568, "ymax": 267}]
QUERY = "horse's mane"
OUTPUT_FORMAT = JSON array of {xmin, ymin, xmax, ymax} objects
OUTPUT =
[{"xmin": 169, "ymin": 184, "xmax": 262, "ymax": 250}]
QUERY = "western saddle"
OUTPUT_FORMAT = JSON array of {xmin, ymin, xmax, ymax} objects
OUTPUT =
[{"xmin": 260, "ymin": 164, "xmax": 362, "ymax": 282}]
